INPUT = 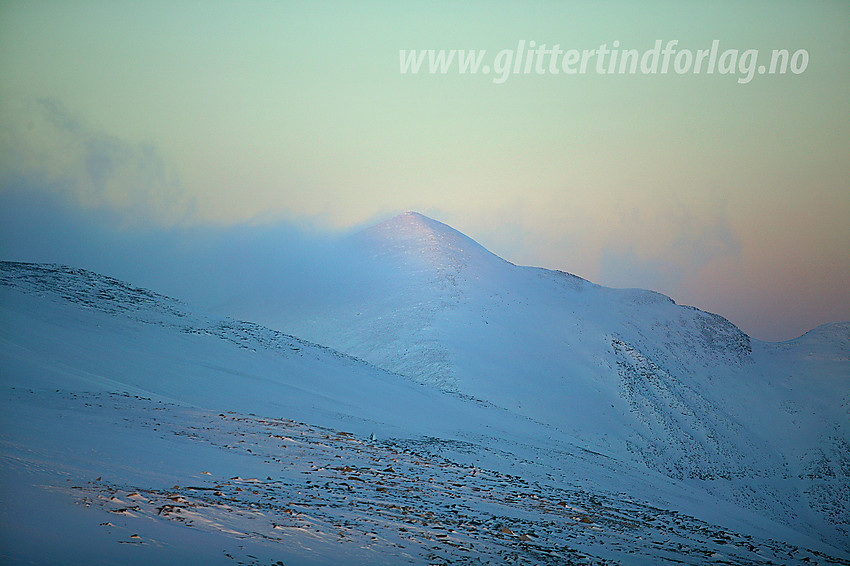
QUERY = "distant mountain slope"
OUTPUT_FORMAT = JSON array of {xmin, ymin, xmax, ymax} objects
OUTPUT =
[
  {"xmin": 0, "ymin": 260, "xmax": 517, "ymax": 441},
  {"xmin": 216, "ymin": 211, "xmax": 850, "ymax": 549}
]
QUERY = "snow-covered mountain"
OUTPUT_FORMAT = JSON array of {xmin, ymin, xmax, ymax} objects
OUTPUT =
[
  {"xmin": 217, "ymin": 211, "xmax": 850, "ymax": 550},
  {"xmin": 1, "ymin": 211, "xmax": 848, "ymax": 564},
  {"xmin": 9, "ymin": 261, "xmax": 843, "ymax": 565}
]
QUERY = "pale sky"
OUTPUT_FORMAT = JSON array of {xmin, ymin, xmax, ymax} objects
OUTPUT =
[{"xmin": 1, "ymin": 1, "xmax": 848, "ymax": 341}]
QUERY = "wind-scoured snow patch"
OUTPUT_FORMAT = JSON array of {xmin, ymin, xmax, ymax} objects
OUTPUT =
[{"xmin": 5, "ymin": 389, "xmax": 846, "ymax": 566}]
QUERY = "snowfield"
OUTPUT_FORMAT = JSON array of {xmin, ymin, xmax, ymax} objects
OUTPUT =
[{"xmin": 1, "ymin": 212, "xmax": 848, "ymax": 564}]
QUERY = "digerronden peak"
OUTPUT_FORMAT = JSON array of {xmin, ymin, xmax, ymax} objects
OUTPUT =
[
  {"xmin": 360, "ymin": 211, "xmax": 476, "ymax": 243},
  {"xmin": 351, "ymin": 211, "xmax": 510, "ymax": 270}
]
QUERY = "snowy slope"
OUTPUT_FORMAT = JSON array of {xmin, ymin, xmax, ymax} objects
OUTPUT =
[
  {"xmin": 219, "ymin": 211, "xmax": 850, "ymax": 550},
  {"xmin": 3, "ymin": 260, "xmax": 849, "ymax": 564},
  {"xmin": 0, "ymin": 261, "xmax": 546, "ymax": 441}
]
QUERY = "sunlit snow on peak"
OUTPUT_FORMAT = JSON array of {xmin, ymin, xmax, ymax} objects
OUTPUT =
[{"xmin": 352, "ymin": 211, "xmax": 508, "ymax": 275}]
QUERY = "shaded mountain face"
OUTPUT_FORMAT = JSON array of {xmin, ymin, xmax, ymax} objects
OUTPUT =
[{"xmin": 215, "ymin": 211, "xmax": 850, "ymax": 546}]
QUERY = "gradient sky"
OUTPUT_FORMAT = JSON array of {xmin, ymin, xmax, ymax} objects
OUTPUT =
[{"xmin": 1, "ymin": 1, "xmax": 848, "ymax": 341}]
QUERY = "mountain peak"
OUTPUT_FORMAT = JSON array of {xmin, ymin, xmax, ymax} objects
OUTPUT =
[
  {"xmin": 353, "ymin": 211, "xmax": 507, "ymax": 271},
  {"xmin": 379, "ymin": 211, "xmax": 459, "ymax": 234},
  {"xmin": 399, "ymin": 210, "xmax": 430, "ymax": 220}
]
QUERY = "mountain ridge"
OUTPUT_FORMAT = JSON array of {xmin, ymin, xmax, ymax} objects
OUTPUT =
[{"xmin": 357, "ymin": 211, "xmax": 847, "ymax": 344}]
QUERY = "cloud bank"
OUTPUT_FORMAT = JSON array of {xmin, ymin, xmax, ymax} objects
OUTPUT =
[{"xmin": 0, "ymin": 96, "xmax": 194, "ymax": 227}]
